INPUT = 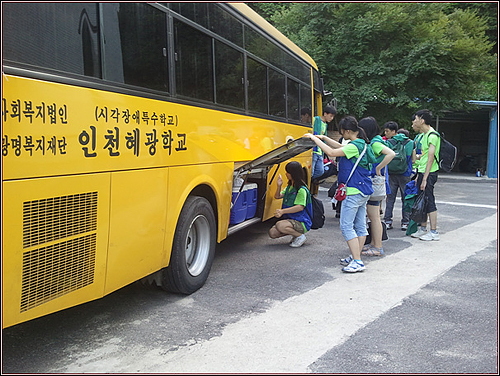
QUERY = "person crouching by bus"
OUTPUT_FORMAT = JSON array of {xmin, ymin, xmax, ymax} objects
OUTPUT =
[
  {"xmin": 304, "ymin": 116, "xmax": 375, "ymax": 273},
  {"xmin": 269, "ymin": 161, "xmax": 312, "ymax": 248}
]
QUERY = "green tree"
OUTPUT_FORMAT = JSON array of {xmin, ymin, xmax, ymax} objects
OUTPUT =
[
  {"xmin": 451, "ymin": 2, "xmax": 497, "ymax": 53},
  {"xmin": 247, "ymin": 3, "xmax": 290, "ymax": 24},
  {"xmin": 268, "ymin": 2, "xmax": 496, "ymax": 127}
]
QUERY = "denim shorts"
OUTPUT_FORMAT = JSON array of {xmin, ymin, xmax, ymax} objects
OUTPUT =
[{"xmin": 340, "ymin": 193, "xmax": 369, "ymax": 241}]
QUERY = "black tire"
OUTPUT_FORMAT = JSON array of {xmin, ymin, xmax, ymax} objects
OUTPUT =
[{"xmin": 159, "ymin": 196, "xmax": 216, "ymax": 294}]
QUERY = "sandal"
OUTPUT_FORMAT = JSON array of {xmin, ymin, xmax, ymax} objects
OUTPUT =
[
  {"xmin": 362, "ymin": 245, "xmax": 384, "ymax": 256},
  {"xmin": 361, "ymin": 244, "xmax": 372, "ymax": 252}
]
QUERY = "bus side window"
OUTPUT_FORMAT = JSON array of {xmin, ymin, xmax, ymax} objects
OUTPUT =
[
  {"xmin": 208, "ymin": 4, "xmax": 243, "ymax": 48},
  {"xmin": 247, "ymin": 57, "xmax": 268, "ymax": 115},
  {"xmin": 173, "ymin": 19, "xmax": 214, "ymax": 102},
  {"xmin": 269, "ymin": 69, "xmax": 286, "ymax": 118},
  {"xmin": 301, "ymin": 85, "xmax": 312, "ymax": 120},
  {"xmin": 287, "ymin": 78, "xmax": 300, "ymax": 122},
  {"xmin": 3, "ymin": 2, "xmax": 101, "ymax": 79},
  {"xmin": 214, "ymin": 40, "xmax": 244, "ymax": 109},
  {"xmin": 102, "ymin": 3, "xmax": 169, "ymax": 92}
]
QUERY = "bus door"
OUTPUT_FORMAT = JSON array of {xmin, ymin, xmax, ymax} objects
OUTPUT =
[{"xmin": 228, "ymin": 137, "xmax": 315, "ymax": 236}]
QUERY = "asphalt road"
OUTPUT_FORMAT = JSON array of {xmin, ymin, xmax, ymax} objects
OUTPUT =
[{"xmin": 2, "ymin": 174, "xmax": 498, "ymax": 374}]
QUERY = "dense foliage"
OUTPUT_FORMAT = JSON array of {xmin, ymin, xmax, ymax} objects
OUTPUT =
[{"xmin": 248, "ymin": 2, "xmax": 497, "ymax": 127}]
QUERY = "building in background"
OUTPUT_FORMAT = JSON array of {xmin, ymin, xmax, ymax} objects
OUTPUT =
[{"xmin": 436, "ymin": 101, "xmax": 497, "ymax": 178}]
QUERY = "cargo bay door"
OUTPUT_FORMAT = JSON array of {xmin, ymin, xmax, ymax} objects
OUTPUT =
[{"xmin": 228, "ymin": 137, "xmax": 315, "ymax": 236}]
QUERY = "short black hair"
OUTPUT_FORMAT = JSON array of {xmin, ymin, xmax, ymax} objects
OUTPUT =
[
  {"xmin": 397, "ymin": 128, "xmax": 410, "ymax": 137},
  {"xmin": 323, "ymin": 106, "xmax": 337, "ymax": 115},
  {"xmin": 413, "ymin": 109, "xmax": 432, "ymax": 125},
  {"xmin": 300, "ymin": 107, "xmax": 312, "ymax": 116},
  {"xmin": 383, "ymin": 121, "xmax": 399, "ymax": 132}
]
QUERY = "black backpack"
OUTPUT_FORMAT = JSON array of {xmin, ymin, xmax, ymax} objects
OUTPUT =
[
  {"xmin": 387, "ymin": 138, "xmax": 410, "ymax": 174},
  {"xmin": 304, "ymin": 187, "xmax": 325, "ymax": 230},
  {"xmin": 429, "ymin": 131, "xmax": 458, "ymax": 172},
  {"xmin": 310, "ymin": 195, "xmax": 325, "ymax": 229}
]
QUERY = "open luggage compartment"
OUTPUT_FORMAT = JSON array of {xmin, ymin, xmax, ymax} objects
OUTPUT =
[{"xmin": 228, "ymin": 137, "xmax": 315, "ymax": 236}]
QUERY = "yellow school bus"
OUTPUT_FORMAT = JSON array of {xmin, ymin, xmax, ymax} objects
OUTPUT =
[{"xmin": 2, "ymin": 2, "xmax": 324, "ymax": 328}]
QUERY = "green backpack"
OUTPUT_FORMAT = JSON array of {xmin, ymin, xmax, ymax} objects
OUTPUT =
[{"xmin": 387, "ymin": 138, "xmax": 410, "ymax": 174}]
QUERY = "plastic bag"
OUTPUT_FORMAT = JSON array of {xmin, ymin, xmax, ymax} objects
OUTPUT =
[
  {"xmin": 410, "ymin": 191, "xmax": 427, "ymax": 223},
  {"xmin": 369, "ymin": 174, "xmax": 386, "ymax": 201}
]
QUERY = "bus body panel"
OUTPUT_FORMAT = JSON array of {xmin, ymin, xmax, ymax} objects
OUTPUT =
[
  {"xmin": 104, "ymin": 168, "xmax": 169, "ymax": 294},
  {"xmin": 166, "ymin": 163, "xmax": 234, "ymax": 244},
  {"xmin": 2, "ymin": 73, "xmax": 312, "ymax": 327},
  {"xmin": 2, "ymin": 74, "xmax": 309, "ymax": 180},
  {"xmin": 2, "ymin": 174, "xmax": 111, "ymax": 328}
]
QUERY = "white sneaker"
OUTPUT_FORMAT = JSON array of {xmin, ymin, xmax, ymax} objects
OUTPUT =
[
  {"xmin": 342, "ymin": 259, "xmax": 365, "ymax": 273},
  {"xmin": 411, "ymin": 227, "xmax": 428, "ymax": 238},
  {"xmin": 340, "ymin": 255, "xmax": 353, "ymax": 266},
  {"xmin": 419, "ymin": 231, "xmax": 440, "ymax": 241},
  {"xmin": 290, "ymin": 234, "xmax": 306, "ymax": 248}
]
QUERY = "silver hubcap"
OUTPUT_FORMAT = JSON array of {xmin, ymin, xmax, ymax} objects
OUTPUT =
[{"xmin": 185, "ymin": 214, "xmax": 210, "ymax": 276}]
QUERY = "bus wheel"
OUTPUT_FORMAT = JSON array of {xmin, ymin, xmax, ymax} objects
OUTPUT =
[{"xmin": 160, "ymin": 196, "xmax": 216, "ymax": 294}]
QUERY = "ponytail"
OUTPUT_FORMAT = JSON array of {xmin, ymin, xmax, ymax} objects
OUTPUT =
[{"xmin": 356, "ymin": 126, "xmax": 370, "ymax": 143}]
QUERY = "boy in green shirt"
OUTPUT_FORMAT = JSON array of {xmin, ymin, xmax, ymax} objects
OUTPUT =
[
  {"xmin": 311, "ymin": 106, "xmax": 336, "ymax": 180},
  {"xmin": 410, "ymin": 109, "xmax": 441, "ymax": 241}
]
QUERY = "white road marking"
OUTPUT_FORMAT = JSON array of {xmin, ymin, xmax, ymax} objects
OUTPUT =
[
  {"xmin": 436, "ymin": 200, "xmax": 497, "ymax": 209},
  {"xmin": 61, "ymin": 214, "xmax": 497, "ymax": 373},
  {"xmin": 319, "ymin": 187, "xmax": 497, "ymax": 209}
]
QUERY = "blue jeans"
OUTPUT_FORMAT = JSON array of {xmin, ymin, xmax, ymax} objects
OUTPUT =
[
  {"xmin": 384, "ymin": 174, "xmax": 411, "ymax": 225},
  {"xmin": 311, "ymin": 153, "xmax": 324, "ymax": 180},
  {"xmin": 340, "ymin": 193, "xmax": 369, "ymax": 241}
]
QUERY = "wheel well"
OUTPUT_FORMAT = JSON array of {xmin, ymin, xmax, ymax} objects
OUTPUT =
[{"xmin": 190, "ymin": 184, "xmax": 218, "ymax": 225}]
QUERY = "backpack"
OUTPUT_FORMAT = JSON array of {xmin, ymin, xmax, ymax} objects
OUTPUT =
[
  {"xmin": 304, "ymin": 187, "xmax": 325, "ymax": 230},
  {"xmin": 387, "ymin": 138, "xmax": 410, "ymax": 174},
  {"xmin": 308, "ymin": 195, "xmax": 325, "ymax": 229},
  {"xmin": 429, "ymin": 131, "xmax": 458, "ymax": 172}
]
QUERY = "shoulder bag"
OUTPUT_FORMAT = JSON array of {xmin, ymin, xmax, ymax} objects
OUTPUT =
[
  {"xmin": 369, "ymin": 170, "xmax": 387, "ymax": 201},
  {"xmin": 333, "ymin": 144, "xmax": 367, "ymax": 202}
]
